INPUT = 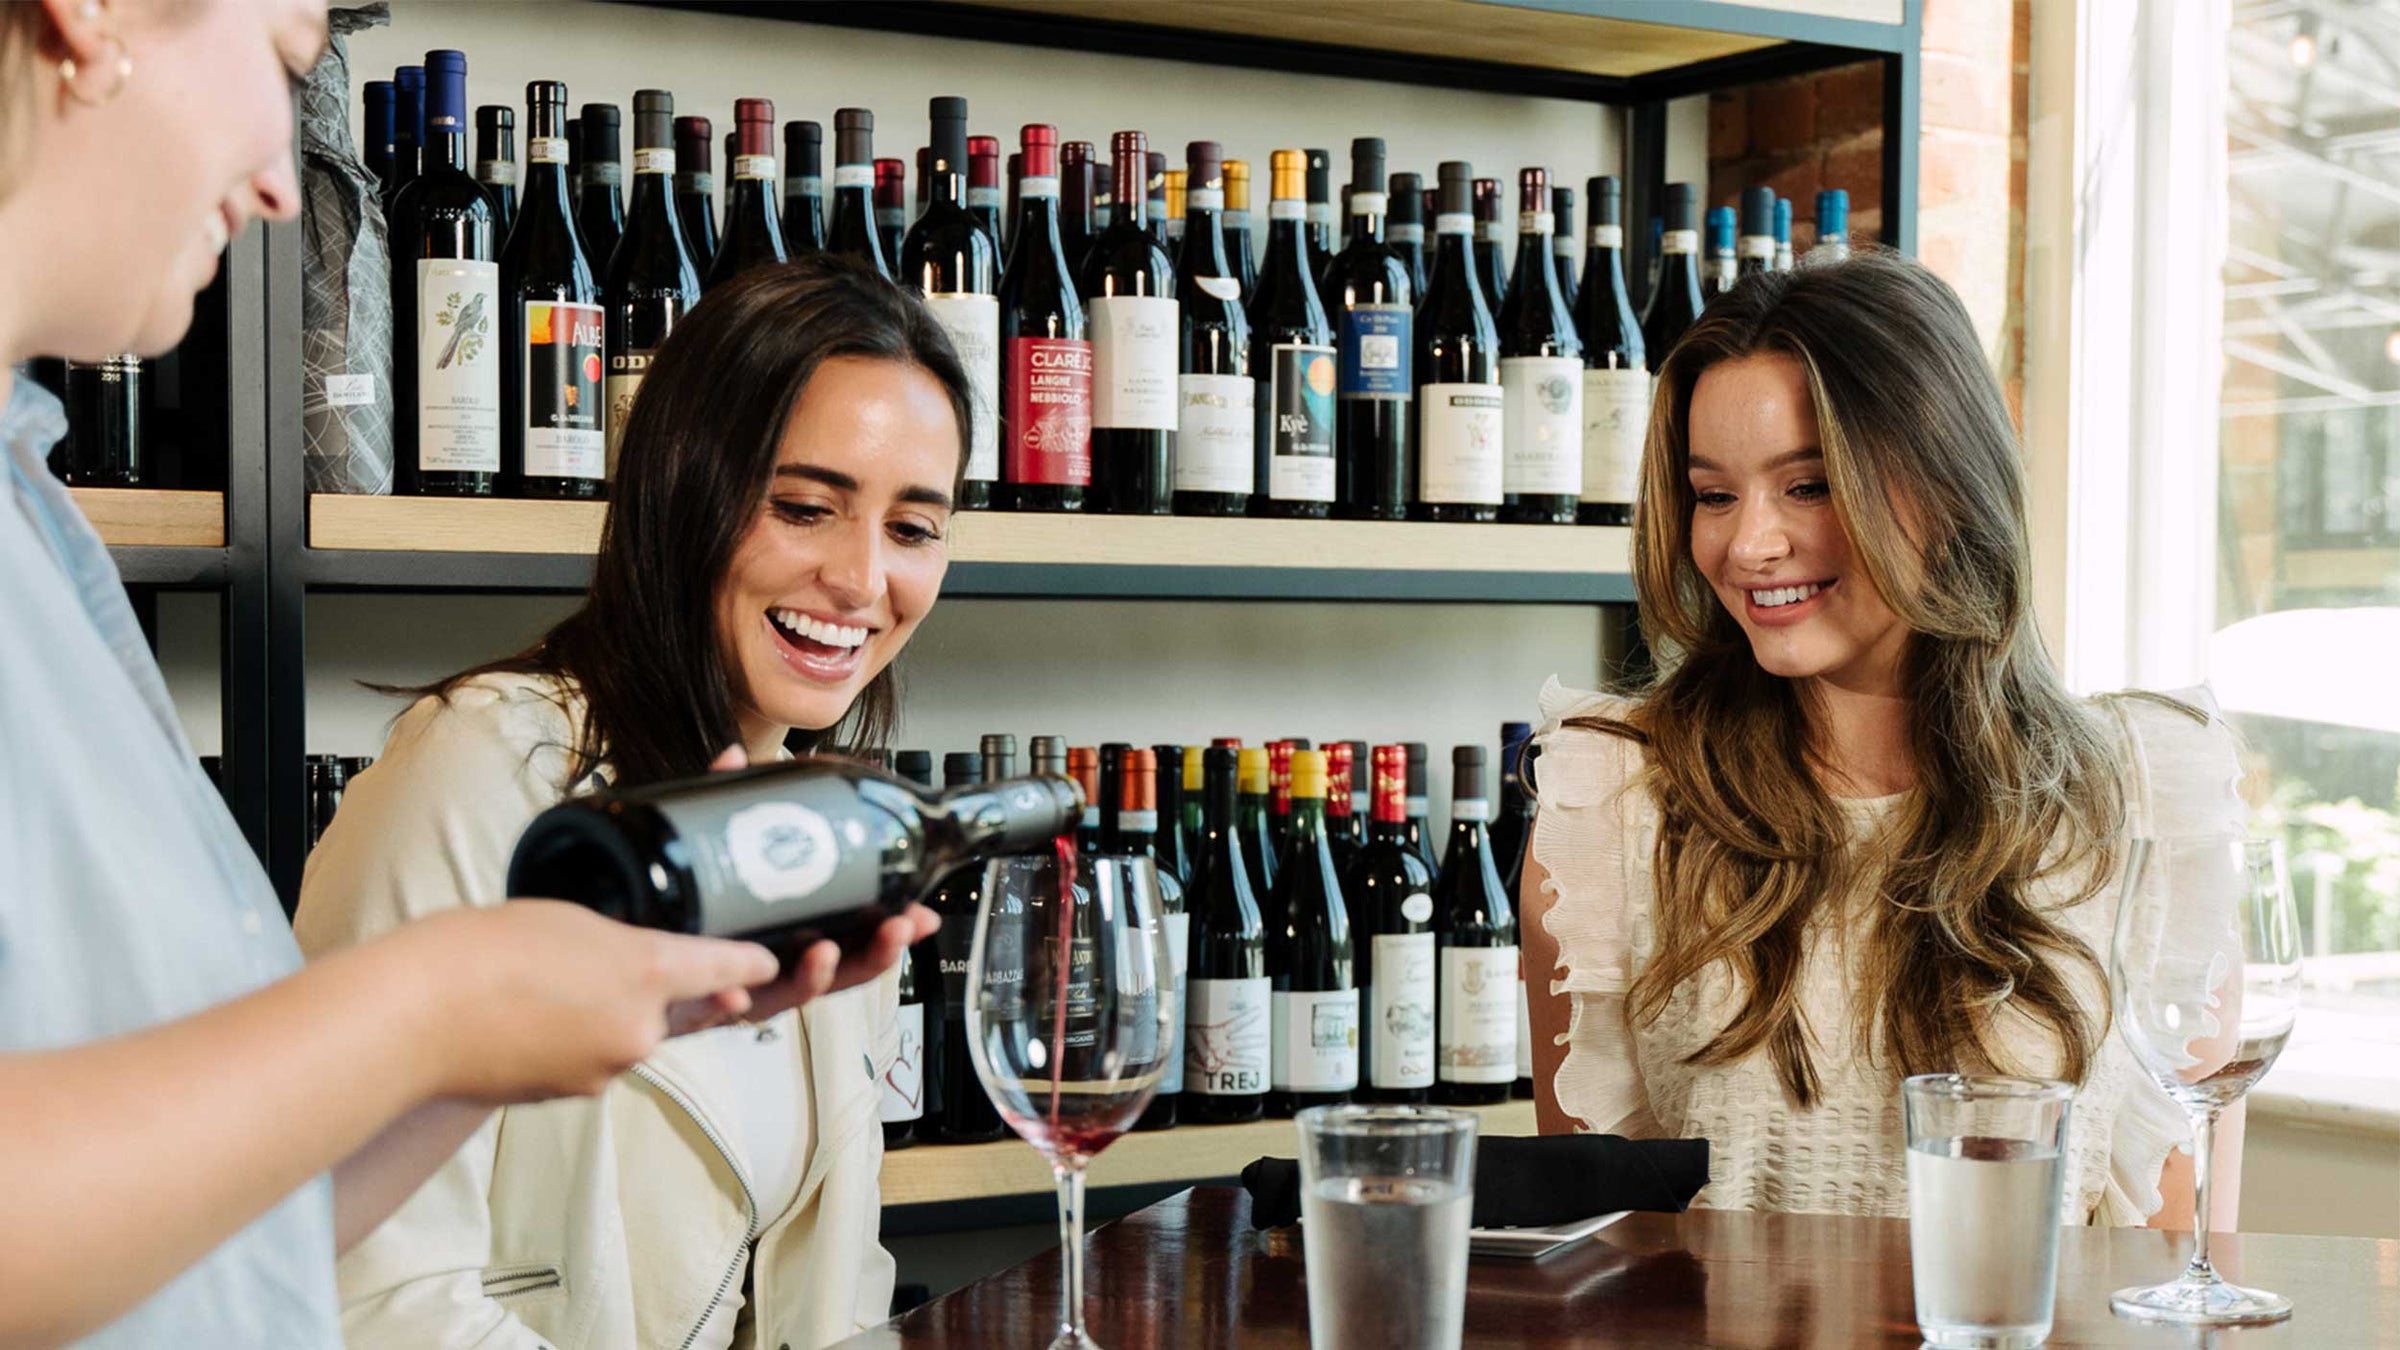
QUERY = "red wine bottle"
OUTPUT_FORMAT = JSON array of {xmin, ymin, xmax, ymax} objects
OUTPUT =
[
  {"xmin": 1641, "ymin": 182, "xmax": 1704, "ymax": 365},
  {"xmin": 1249, "ymin": 150, "xmax": 1336, "ymax": 519},
  {"xmin": 1082, "ymin": 129, "xmax": 1177, "ymax": 516},
  {"xmin": 968, "ymin": 133, "xmax": 1004, "ymax": 264},
  {"xmin": 1005, "ymin": 150, "xmax": 1023, "ymax": 257},
  {"xmin": 874, "ymin": 155, "xmax": 907, "ymax": 270},
  {"xmin": 997, "ymin": 123, "xmax": 1091, "ymax": 512},
  {"xmin": 1498, "ymin": 167, "xmax": 1584, "ymax": 526},
  {"xmin": 564, "ymin": 115, "xmax": 581, "ymax": 200},
  {"xmin": 603, "ymin": 90, "xmax": 699, "ymax": 483},
  {"xmin": 1494, "ymin": 722, "xmax": 1537, "ymax": 1101},
  {"xmin": 1172, "ymin": 140, "xmax": 1254, "ymax": 518},
  {"xmin": 1143, "ymin": 150, "xmax": 1170, "ymax": 255},
  {"xmin": 921, "ymin": 748, "xmax": 1000, "ymax": 1143},
  {"xmin": 1402, "ymin": 741, "xmax": 1436, "ymax": 874},
  {"xmin": 901, "ymin": 97, "xmax": 1000, "ymax": 512},
  {"xmin": 1472, "ymin": 176, "xmax": 1508, "ymax": 313},
  {"xmin": 1702, "ymin": 206, "xmax": 1737, "ymax": 300},
  {"xmin": 706, "ymin": 99, "xmax": 786, "ymax": 289},
  {"xmin": 1162, "ymin": 169, "xmax": 1186, "ymax": 251},
  {"xmin": 1235, "ymin": 746, "xmax": 1279, "ymax": 905},
  {"xmin": 1576, "ymin": 175, "xmax": 1647, "ymax": 528},
  {"xmin": 1127, "ymin": 748, "xmax": 1187, "ymax": 1131},
  {"xmin": 1327, "ymin": 137, "xmax": 1414, "ymax": 522},
  {"xmin": 1059, "ymin": 139, "xmax": 1097, "ymax": 276},
  {"xmin": 364, "ymin": 79, "xmax": 397, "ymax": 201},
  {"xmin": 1551, "ymin": 185, "xmax": 1578, "ymax": 308},
  {"xmin": 1413, "ymin": 162, "xmax": 1504, "ymax": 523},
  {"xmin": 828, "ymin": 109, "xmax": 889, "ymax": 278},
  {"xmin": 1183, "ymin": 746, "xmax": 1268, "ymax": 1125},
  {"xmin": 781, "ymin": 119, "xmax": 827, "ymax": 256},
  {"xmin": 500, "ymin": 80, "xmax": 604, "ymax": 501},
  {"xmin": 390, "ymin": 50, "xmax": 499, "ymax": 498},
  {"xmin": 1431, "ymin": 744, "xmax": 1519, "ymax": 1106},
  {"xmin": 1387, "ymin": 170, "xmax": 1427, "ymax": 298},
  {"xmin": 1068, "ymin": 746, "xmax": 1101, "ymax": 859},
  {"xmin": 1224, "ymin": 158, "xmax": 1259, "ymax": 302},
  {"xmin": 1739, "ymin": 185, "xmax": 1776, "ymax": 280},
  {"xmin": 1344, "ymin": 744, "xmax": 1436, "ymax": 1104},
  {"xmin": 1304, "ymin": 147, "xmax": 1335, "ymax": 260},
  {"xmin": 879, "ymin": 748, "xmax": 934, "ymax": 1148},
  {"xmin": 474, "ymin": 104, "xmax": 517, "ymax": 241},
  {"xmin": 1325, "ymin": 741, "xmax": 1363, "ymax": 883},
  {"xmin": 391, "ymin": 63, "xmax": 424, "ymax": 206},
  {"xmin": 575, "ymin": 103, "xmax": 624, "ymax": 272},
  {"xmin": 1267, "ymin": 750, "xmax": 1357, "ymax": 1116},
  {"xmin": 672, "ymin": 115, "xmax": 717, "ymax": 275}
]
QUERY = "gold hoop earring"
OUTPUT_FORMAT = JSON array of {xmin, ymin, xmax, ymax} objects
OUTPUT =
[{"xmin": 59, "ymin": 36, "xmax": 132, "ymax": 108}]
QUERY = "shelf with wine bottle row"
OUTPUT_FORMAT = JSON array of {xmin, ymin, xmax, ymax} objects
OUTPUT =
[
  {"xmin": 301, "ymin": 492, "xmax": 1631, "ymax": 601},
  {"xmin": 870, "ymin": 735, "xmax": 1545, "ymax": 1184}
]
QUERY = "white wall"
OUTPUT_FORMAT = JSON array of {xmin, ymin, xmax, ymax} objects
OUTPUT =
[
  {"xmin": 348, "ymin": 0, "xmax": 1624, "ymax": 211},
  {"xmin": 146, "ymin": 0, "xmax": 1729, "ymax": 808}
]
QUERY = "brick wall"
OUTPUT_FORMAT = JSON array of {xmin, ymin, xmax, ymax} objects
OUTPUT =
[{"xmin": 1706, "ymin": 0, "xmax": 2032, "ymax": 409}]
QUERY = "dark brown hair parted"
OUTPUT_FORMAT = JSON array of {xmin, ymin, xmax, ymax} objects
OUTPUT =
[
  {"xmin": 410, "ymin": 254, "xmax": 970, "ymax": 791},
  {"xmin": 1580, "ymin": 248, "xmax": 2133, "ymax": 1106}
]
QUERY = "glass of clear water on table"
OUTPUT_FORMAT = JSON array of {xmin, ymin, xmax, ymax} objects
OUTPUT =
[
  {"xmin": 1903, "ymin": 1075, "xmax": 2075, "ymax": 1349},
  {"xmin": 1296, "ymin": 1105, "xmax": 1478, "ymax": 1350}
]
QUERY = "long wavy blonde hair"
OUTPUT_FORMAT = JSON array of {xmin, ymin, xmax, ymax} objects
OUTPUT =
[{"xmin": 1579, "ymin": 250, "xmax": 2129, "ymax": 1106}]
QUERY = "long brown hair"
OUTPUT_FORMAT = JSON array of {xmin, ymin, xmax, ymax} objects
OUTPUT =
[
  {"xmin": 1584, "ymin": 249, "xmax": 2126, "ymax": 1105},
  {"xmin": 411, "ymin": 255, "xmax": 970, "ymax": 790}
]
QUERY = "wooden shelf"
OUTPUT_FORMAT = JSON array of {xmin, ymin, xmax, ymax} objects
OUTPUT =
[
  {"xmin": 950, "ymin": 0, "xmax": 1785, "ymax": 79},
  {"xmin": 71, "ymin": 488, "xmax": 225, "ymax": 548},
  {"xmin": 880, "ymin": 1099, "xmax": 1536, "ymax": 1208},
  {"xmin": 310, "ymin": 493, "xmax": 606, "ymax": 554},
  {"xmin": 651, "ymin": 0, "xmax": 1916, "ymax": 106},
  {"xmin": 304, "ymin": 494, "xmax": 1633, "ymax": 602}
]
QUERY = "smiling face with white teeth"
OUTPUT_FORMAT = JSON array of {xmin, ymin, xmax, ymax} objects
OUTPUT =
[
  {"xmin": 1684, "ymin": 353, "xmax": 1909, "ymax": 695},
  {"xmin": 715, "ymin": 354, "xmax": 958, "ymax": 757}
]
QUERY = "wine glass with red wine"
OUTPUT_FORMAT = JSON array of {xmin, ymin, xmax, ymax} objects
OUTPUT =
[{"xmin": 969, "ymin": 849, "xmax": 1176, "ymax": 1350}]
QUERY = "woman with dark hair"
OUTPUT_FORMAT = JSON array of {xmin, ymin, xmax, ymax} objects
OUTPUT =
[
  {"xmin": 292, "ymin": 255, "xmax": 963, "ymax": 1350},
  {"xmin": 1524, "ymin": 251, "xmax": 2248, "ymax": 1228}
]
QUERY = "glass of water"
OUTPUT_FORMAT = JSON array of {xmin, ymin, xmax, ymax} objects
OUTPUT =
[
  {"xmin": 1903, "ymin": 1075, "xmax": 2074, "ymax": 1350},
  {"xmin": 1295, "ymin": 1105, "xmax": 1478, "ymax": 1350}
]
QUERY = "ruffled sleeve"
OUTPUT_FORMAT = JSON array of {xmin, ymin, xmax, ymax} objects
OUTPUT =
[
  {"xmin": 2092, "ymin": 687, "xmax": 2249, "ymax": 1224},
  {"xmin": 1529, "ymin": 677, "xmax": 1661, "ymax": 1136}
]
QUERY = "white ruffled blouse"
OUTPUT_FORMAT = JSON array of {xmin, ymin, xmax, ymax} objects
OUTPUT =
[{"xmin": 1529, "ymin": 678, "xmax": 2248, "ymax": 1224}]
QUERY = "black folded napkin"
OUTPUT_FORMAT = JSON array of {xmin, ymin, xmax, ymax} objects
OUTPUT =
[{"xmin": 1240, "ymin": 1134, "xmax": 1710, "ymax": 1230}]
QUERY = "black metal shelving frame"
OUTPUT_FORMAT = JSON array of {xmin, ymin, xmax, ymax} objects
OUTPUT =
[{"xmin": 108, "ymin": 0, "xmax": 1920, "ymax": 903}]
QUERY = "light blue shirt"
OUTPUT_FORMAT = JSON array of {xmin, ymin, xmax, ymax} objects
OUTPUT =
[{"xmin": 0, "ymin": 377, "xmax": 340, "ymax": 1346}]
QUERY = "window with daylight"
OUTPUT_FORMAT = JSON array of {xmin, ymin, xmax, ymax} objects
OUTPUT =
[{"xmin": 2217, "ymin": 2, "xmax": 2400, "ymax": 1066}]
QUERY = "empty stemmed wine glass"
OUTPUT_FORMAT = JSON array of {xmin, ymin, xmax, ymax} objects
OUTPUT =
[
  {"xmin": 969, "ymin": 849, "xmax": 1177, "ymax": 1350},
  {"xmin": 2109, "ymin": 835, "xmax": 2302, "ymax": 1325}
]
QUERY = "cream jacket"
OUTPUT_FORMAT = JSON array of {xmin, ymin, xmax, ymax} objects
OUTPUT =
[{"xmin": 292, "ymin": 673, "xmax": 896, "ymax": 1350}]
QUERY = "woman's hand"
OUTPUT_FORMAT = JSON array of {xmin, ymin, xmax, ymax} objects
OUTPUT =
[
  {"xmin": 391, "ymin": 902, "xmax": 782, "ymax": 1105},
  {"xmin": 668, "ymin": 743, "xmax": 942, "ymax": 1032}
]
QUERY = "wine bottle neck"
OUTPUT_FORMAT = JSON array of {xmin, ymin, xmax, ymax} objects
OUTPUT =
[
  {"xmin": 426, "ymin": 128, "xmax": 466, "ymax": 172},
  {"xmin": 1346, "ymin": 191, "xmax": 1386, "ymax": 244}
]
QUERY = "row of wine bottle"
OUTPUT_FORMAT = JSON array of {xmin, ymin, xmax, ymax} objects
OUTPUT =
[
  {"xmin": 369, "ymin": 56, "xmax": 1855, "ymax": 524},
  {"xmin": 869, "ymin": 729, "xmax": 1537, "ymax": 1148}
]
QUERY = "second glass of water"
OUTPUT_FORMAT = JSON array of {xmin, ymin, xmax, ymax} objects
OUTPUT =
[
  {"xmin": 1903, "ymin": 1074, "xmax": 2074, "ymax": 1350},
  {"xmin": 1296, "ymin": 1105, "xmax": 1478, "ymax": 1350}
]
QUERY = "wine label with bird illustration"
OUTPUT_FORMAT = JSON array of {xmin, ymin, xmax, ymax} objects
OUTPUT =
[{"xmin": 415, "ymin": 259, "xmax": 500, "ymax": 472}]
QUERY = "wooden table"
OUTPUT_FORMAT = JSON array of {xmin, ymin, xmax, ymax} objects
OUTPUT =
[{"xmin": 837, "ymin": 1186, "xmax": 2400, "ymax": 1348}]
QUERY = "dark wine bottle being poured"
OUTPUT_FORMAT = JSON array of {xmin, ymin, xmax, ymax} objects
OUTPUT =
[{"xmin": 507, "ymin": 759, "xmax": 1082, "ymax": 956}]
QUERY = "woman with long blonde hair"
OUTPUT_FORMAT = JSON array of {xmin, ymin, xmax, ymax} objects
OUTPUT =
[{"xmin": 1523, "ymin": 250, "xmax": 2245, "ymax": 1226}]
